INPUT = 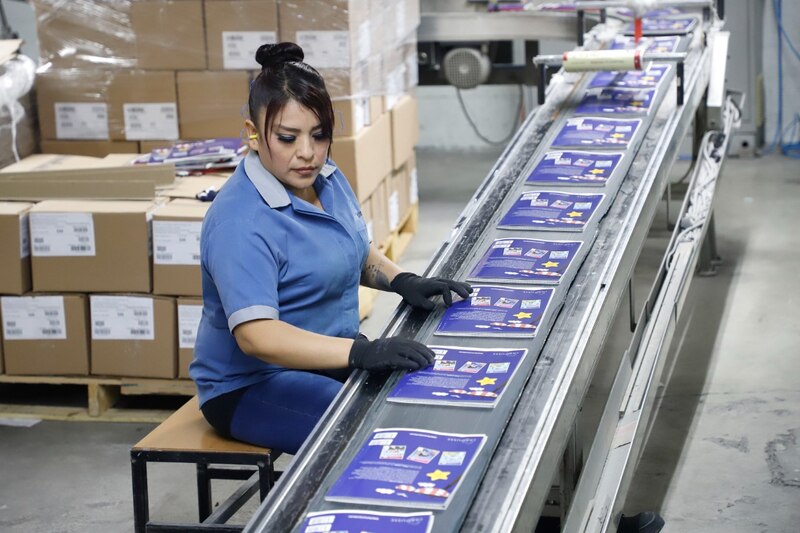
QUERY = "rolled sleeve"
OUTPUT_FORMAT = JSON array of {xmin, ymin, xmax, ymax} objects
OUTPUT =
[{"xmin": 205, "ymin": 219, "xmax": 283, "ymax": 332}]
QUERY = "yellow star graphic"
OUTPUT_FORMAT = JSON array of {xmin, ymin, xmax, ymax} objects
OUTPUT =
[
  {"xmin": 610, "ymin": 133, "xmax": 625, "ymax": 138},
  {"xmin": 589, "ymin": 168, "xmax": 604, "ymax": 175},
  {"xmin": 477, "ymin": 377, "xmax": 497, "ymax": 386},
  {"xmin": 642, "ymin": 76, "xmax": 654, "ymax": 81},
  {"xmin": 631, "ymin": 101, "xmax": 643, "ymax": 106},
  {"xmin": 427, "ymin": 469, "xmax": 450, "ymax": 481},
  {"xmin": 542, "ymin": 261, "xmax": 559, "ymax": 268},
  {"xmin": 567, "ymin": 211, "xmax": 583, "ymax": 218},
  {"xmin": 513, "ymin": 312, "xmax": 532, "ymax": 319}
]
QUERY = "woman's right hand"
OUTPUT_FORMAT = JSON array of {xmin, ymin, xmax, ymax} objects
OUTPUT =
[{"xmin": 348, "ymin": 336, "xmax": 434, "ymax": 372}]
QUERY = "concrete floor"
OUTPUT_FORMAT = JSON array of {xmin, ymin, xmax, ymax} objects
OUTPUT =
[{"xmin": 0, "ymin": 150, "xmax": 798, "ymax": 532}]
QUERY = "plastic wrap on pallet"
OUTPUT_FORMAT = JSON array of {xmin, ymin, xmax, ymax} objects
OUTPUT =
[
  {"xmin": 0, "ymin": 55, "xmax": 38, "ymax": 169},
  {"xmin": 31, "ymin": 0, "xmax": 207, "ymax": 70},
  {"xmin": 278, "ymin": 0, "xmax": 419, "ymax": 99}
]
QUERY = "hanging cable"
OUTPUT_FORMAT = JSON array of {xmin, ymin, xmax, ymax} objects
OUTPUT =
[{"xmin": 456, "ymin": 84, "xmax": 524, "ymax": 146}]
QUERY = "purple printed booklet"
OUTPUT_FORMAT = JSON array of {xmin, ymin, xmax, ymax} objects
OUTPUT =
[
  {"xmin": 610, "ymin": 35, "xmax": 680, "ymax": 54},
  {"xmin": 325, "ymin": 428, "xmax": 486, "ymax": 510},
  {"xmin": 133, "ymin": 138, "xmax": 247, "ymax": 169},
  {"xmin": 551, "ymin": 117, "xmax": 641, "ymax": 149},
  {"xmin": 387, "ymin": 346, "xmax": 528, "ymax": 408},
  {"xmin": 300, "ymin": 510, "xmax": 433, "ymax": 533},
  {"xmin": 624, "ymin": 17, "xmax": 698, "ymax": 36},
  {"xmin": 616, "ymin": 7, "xmax": 685, "ymax": 18},
  {"xmin": 498, "ymin": 190, "xmax": 604, "ymax": 232},
  {"xmin": 467, "ymin": 238, "xmax": 583, "ymax": 284},
  {"xmin": 588, "ymin": 64, "xmax": 671, "ymax": 90},
  {"xmin": 576, "ymin": 88, "xmax": 656, "ymax": 115},
  {"xmin": 526, "ymin": 150, "xmax": 624, "ymax": 186},
  {"xmin": 434, "ymin": 285, "xmax": 554, "ymax": 338}
]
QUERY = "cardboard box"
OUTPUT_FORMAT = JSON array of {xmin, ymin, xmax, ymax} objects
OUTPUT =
[
  {"xmin": 204, "ymin": 0, "xmax": 278, "ymax": 70},
  {"xmin": 152, "ymin": 201, "xmax": 210, "ymax": 296},
  {"xmin": 29, "ymin": 200, "xmax": 156, "ymax": 293},
  {"xmin": 407, "ymin": 151, "xmax": 419, "ymax": 206},
  {"xmin": 0, "ymin": 202, "xmax": 33, "ymax": 295},
  {"xmin": 390, "ymin": 94, "xmax": 419, "ymax": 170},
  {"xmin": 360, "ymin": 197, "xmax": 374, "ymax": 244},
  {"xmin": 139, "ymin": 140, "xmax": 174, "ymax": 154},
  {"xmin": 330, "ymin": 111, "xmax": 391, "ymax": 202},
  {"xmin": 370, "ymin": 177, "xmax": 390, "ymax": 245},
  {"xmin": 319, "ymin": 66, "xmax": 368, "ymax": 100},
  {"xmin": 0, "ymin": 153, "xmax": 174, "ymax": 200},
  {"xmin": 31, "ymin": 0, "xmax": 136, "ymax": 69},
  {"xmin": 37, "ymin": 70, "xmax": 178, "ymax": 142},
  {"xmin": 131, "ymin": 0, "xmax": 206, "ymax": 70},
  {"xmin": 1, "ymin": 294, "xmax": 90, "ymax": 375},
  {"xmin": 177, "ymin": 296, "xmax": 202, "ymax": 378},
  {"xmin": 41, "ymin": 140, "xmax": 140, "ymax": 157},
  {"xmin": 332, "ymin": 96, "xmax": 370, "ymax": 138},
  {"xmin": 177, "ymin": 71, "xmax": 251, "ymax": 140},
  {"xmin": 278, "ymin": 0, "xmax": 370, "ymax": 69},
  {"xmin": 387, "ymin": 164, "xmax": 409, "ymax": 231},
  {"xmin": 90, "ymin": 294, "xmax": 176, "ymax": 378}
]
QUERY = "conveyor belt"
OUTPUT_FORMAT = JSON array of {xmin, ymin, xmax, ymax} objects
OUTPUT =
[{"xmin": 246, "ymin": 13, "xmax": 730, "ymax": 533}]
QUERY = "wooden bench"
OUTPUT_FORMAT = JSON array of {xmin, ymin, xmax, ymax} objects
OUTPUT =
[{"xmin": 131, "ymin": 396, "xmax": 281, "ymax": 533}]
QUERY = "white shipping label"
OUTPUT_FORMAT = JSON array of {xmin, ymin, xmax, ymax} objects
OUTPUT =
[
  {"xmin": 410, "ymin": 167, "xmax": 419, "ymax": 204},
  {"xmin": 178, "ymin": 304, "xmax": 202, "ymax": 349},
  {"xmin": 1, "ymin": 296, "xmax": 67, "ymax": 340},
  {"xmin": 124, "ymin": 103, "xmax": 179, "ymax": 141},
  {"xmin": 222, "ymin": 31, "xmax": 277, "ymax": 69},
  {"xmin": 357, "ymin": 21, "xmax": 371, "ymax": 62},
  {"xmin": 297, "ymin": 31, "xmax": 350, "ymax": 68},
  {"xmin": 55, "ymin": 102, "xmax": 109, "ymax": 140},
  {"xmin": 91, "ymin": 296, "xmax": 154, "ymax": 341},
  {"xmin": 19, "ymin": 213, "xmax": 30, "ymax": 258},
  {"xmin": 385, "ymin": 66, "xmax": 406, "ymax": 110},
  {"xmin": 388, "ymin": 190, "xmax": 400, "ymax": 230},
  {"xmin": 30, "ymin": 212, "xmax": 95, "ymax": 257},
  {"xmin": 153, "ymin": 220, "xmax": 202, "ymax": 265},
  {"xmin": 355, "ymin": 97, "xmax": 368, "ymax": 133}
]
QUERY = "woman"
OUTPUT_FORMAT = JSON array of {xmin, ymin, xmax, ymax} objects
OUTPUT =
[{"xmin": 190, "ymin": 43, "xmax": 471, "ymax": 454}]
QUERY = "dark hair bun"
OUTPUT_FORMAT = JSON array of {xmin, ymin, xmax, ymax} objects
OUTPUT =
[{"xmin": 255, "ymin": 42, "xmax": 304, "ymax": 69}]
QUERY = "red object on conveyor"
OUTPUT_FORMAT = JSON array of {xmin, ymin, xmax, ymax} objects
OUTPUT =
[{"xmin": 634, "ymin": 17, "xmax": 643, "ymax": 43}]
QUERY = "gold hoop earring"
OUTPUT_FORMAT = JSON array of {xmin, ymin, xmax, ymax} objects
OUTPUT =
[{"xmin": 248, "ymin": 134, "xmax": 258, "ymax": 140}]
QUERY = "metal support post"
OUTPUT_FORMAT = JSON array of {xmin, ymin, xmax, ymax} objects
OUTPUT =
[
  {"xmin": 131, "ymin": 454, "xmax": 150, "ymax": 533},
  {"xmin": 196, "ymin": 462, "xmax": 213, "ymax": 521}
]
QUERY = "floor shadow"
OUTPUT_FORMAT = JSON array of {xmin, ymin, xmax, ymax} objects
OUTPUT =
[{"xmin": 623, "ymin": 229, "xmax": 749, "ymax": 513}]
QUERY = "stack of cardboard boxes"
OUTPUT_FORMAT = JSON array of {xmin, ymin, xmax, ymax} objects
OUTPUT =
[
  {"xmin": 0, "ymin": 188, "xmax": 214, "ymax": 379},
  {"xmin": 32, "ymin": 0, "xmax": 421, "ymax": 242},
  {"xmin": 0, "ymin": 0, "xmax": 421, "ymax": 381}
]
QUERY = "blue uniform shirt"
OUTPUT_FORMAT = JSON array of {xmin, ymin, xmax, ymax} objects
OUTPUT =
[{"xmin": 190, "ymin": 151, "xmax": 370, "ymax": 406}]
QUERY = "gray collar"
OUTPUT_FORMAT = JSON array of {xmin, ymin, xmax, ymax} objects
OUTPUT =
[{"xmin": 244, "ymin": 151, "xmax": 337, "ymax": 208}]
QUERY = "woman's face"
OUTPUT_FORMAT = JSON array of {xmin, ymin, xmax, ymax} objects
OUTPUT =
[{"xmin": 246, "ymin": 99, "xmax": 331, "ymax": 196}]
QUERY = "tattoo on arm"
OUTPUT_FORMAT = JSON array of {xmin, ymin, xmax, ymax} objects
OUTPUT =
[{"xmin": 362, "ymin": 261, "xmax": 392, "ymax": 291}]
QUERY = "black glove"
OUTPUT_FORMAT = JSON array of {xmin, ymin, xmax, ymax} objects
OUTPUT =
[
  {"xmin": 348, "ymin": 336, "xmax": 435, "ymax": 372},
  {"xmin": 390, "ymin": 272, "xmax": 472, "ymax": 310}
]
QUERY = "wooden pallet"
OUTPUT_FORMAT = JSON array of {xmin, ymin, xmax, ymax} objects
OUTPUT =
[
  {"xmin": 0, "ymin": 374, "xmax": 194, "ymax": 423},
  {"xmin": 380, "ymin": 203, "xmax": 419, "ymax": 263}
]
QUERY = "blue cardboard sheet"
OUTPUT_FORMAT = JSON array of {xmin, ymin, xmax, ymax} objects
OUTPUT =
[
  {"xmin": 300, "ymin": 510, "xmax": 433, "ymax": 533},
  {"xmin": 467, "ymin": 238, "xmax": 583, "ymax": 284},
  {"xmin": 498, "ymin": 190, "xmax": 604, "ymax": 231},
  {"xmin": 434, "ymin": 285, "xmax": 555, "ymax": 337},
  {"xmin": 526, "ymin": 150, "xmax": 623, "ymax": 186},
  {"xmin": 387, "ymin": 346, "xmax": 528, "ymax": 408},
  {"xmin": 576, "ymin": 87, "xmax": 656, "ymax": 115},
  {"xmin": 326, "ymin": 428, "xmax": 486, "ymax": 510},
  {"xmin": 551, "ymin": 117, "xmax": 641, "ymax": 149}
]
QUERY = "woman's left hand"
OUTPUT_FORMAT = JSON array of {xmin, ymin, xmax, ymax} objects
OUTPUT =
[{"xmin": 390, "ymin": 272, "xmax": 472, "ymax": 310}]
